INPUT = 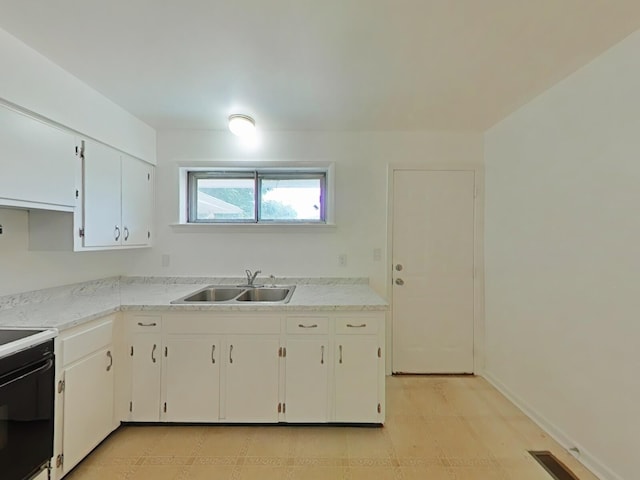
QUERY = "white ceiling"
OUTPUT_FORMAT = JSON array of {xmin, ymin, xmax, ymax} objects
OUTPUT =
[{"xmin": 1, "ymin": 0, "xmax": 640, "ymax": 132}]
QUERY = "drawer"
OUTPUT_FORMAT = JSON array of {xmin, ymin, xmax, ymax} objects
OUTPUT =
[
  {"xmin": 130, "ymin": 315, "xmax": 162, "ymax": 332},
  {"xmin": 164, "ymin": 316, "xmax": 225, "ymax": 334},
  {"xmin": 286, "ymin": 316, "xmax": 329, "ymax": 334},
  {"xmin": 335, "ymin": 317, "xmax": 379, "ymax": 335},
  {"xmin": 62, "ymin": 318, "xmax": 113, "ymax": 366}
]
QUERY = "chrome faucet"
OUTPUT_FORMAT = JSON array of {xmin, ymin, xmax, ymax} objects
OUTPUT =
[{"xmin": 245, "ymin": 269, "xmax": 261, "ymax": 287}]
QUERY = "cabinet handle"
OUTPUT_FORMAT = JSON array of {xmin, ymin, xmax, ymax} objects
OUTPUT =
[
  {"xmin": 298, "ymin": 323, "xmax": 318, "ymax": 329},
  {"xmin": 137, "ymin": 322, "xmax": 157, "ymax": 327},
  {"xmin": 347, "ymin": 323, "xmax": 367, "ymax": 328},
  {"xmin": 321, "ymin": 345, "xmax": 324, "ymax": 365},
  {"xmin": 123, "ymin": 226, "xmax": 130, "ymax": 241},
  {"xmin": 151, "ymin": 344, "xmax": 157, "ymax": 363},
  {"xmin": 211, "ymin": 345, "xmax": 216, "ymax": 364},
  {"xmin": 339, "ymin": 345, "xmax": 343, "ymax": 364},
  {"xmin": 229, "ymin": 344, "xmax": 233, "ymax": 364},
  {"xmin": 114, "ymin": 226, "xmax": 121, "ymax": 241},
  {"xmin": 106, "ymin": 350, "xmax": 113, "ymax": 372}
]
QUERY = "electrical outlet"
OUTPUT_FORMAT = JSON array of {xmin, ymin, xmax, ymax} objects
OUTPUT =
[{"xmin": 338, "ymin": 254, "xmax": 347, "ymax": 267}]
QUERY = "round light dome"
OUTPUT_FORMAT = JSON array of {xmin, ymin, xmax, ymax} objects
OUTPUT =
[{"xmin": 228, "ymin": 114, "xmax": 256, "ymax": 137}]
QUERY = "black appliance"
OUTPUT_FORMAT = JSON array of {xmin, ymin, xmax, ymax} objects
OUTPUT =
[{"xmin": 0, "ymin": 329, "xmax": 56, "ymax": 480}]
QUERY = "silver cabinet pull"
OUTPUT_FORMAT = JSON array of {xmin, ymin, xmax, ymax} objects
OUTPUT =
[
  {"xmin": 123, "ymin": 226, "xmax": 130, "ymax": 241},
  {"xmin": 114, "ymin": 226, "xmax": 121, "ymax": 241},
  {"xmin": 137, "ymin": 322, "xmax": 157, "ymax": 327},
  {"xmin": 229, "ymin": 344, "xmax": 233, "ymax": 364},
  {"xmin": 106, "ymin": 350, "xmax": 113, "ymax": 371},
  {"xmin": 298, "ymin": 323, "xmax": 318, "ymax": 328},
  {"xmin": 395, "ymin": 278, "xmax": 404, "ymax": 286},
  {"xmin": 339, "ymin": 345, "xmax": 343, "ymax": 364},
  {"xmin": 151, "ymin": 344, "xmax": 157, "ymax": 363},
  {"xmin": 211, "ymin": 345, "xmax": 216, "ymax": 364},
  {"xmin": 321, "ymin": 345, "xmax": 324, "ymax": 365},
  {"xmin": 347, "ymin": 323, "xmax": 367, "ymax": 328}
]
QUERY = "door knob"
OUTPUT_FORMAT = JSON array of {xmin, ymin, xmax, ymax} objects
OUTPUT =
[
  {"xmin": 395, "ymin": 278, "xmax": 404, "ymax": 286},
  {"xmin": 395, "ymin": 264, "xmax": 403, "ymax": 271}
]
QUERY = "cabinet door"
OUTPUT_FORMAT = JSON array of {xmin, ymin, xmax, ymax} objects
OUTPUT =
[
  {"xmin": 0, "ymin": 105, "xmax": 76, "ymax": 210},
  {"xmin": 130, "ymin": 333, "xmax": 162, "ymax": 421},
  {"xmin": 334, "ymin": 336, "xmax": 380, "ymax": 423},
  {"xmin": 121, "ymin": 155, "xmax": 153, "ymax": 246},
  {"xmin": 83, "ymin": 140, "xmax": 122, "ymax": 247},
  {"xmin": 285, "ymin": 337, "xmax": 329, "ymax": 422},
  {"xmin": 62, "ymin": 347, "xmax": 114, "ymax": 473},
  {"xmin": 162, "ymin": 336, "xmax": 220, "ymax": 422},
  {"xmin": 224, "ymin": 336, "xmax": 280, "ymax": 422}
]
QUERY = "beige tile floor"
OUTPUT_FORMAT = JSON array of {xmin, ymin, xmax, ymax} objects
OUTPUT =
[{"xmin": 65, "ymin": 376, "xmax": 599, "ymax": 479}]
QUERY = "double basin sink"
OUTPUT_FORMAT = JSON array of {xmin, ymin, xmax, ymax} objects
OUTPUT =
[{"xmin": 171, "ymin": 285, "xmax": 296, "ymax": 304}]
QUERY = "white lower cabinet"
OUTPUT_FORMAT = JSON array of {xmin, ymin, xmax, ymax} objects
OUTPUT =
[
  {"xmin": 123, "ymin": 311, "xmax": 385, "ymax": 426},
  {"xmin": 162, "ymin": 335, "xmax": 220, "ymax": 422},
  {"xmin": 223, "ymin": 336, "xmax": 281, "ymax": 422},
  {"xmin": 55, "ymin": 317, "xmax": 117, "ymax": 479},
  {"xmin": 130, "ymin": 332, "xmax": 162, "ymax": 421}
]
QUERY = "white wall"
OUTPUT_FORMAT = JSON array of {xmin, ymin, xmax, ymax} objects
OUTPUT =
[
  {"xmin": 0, "ymin": 208, "xmax": 140, "ymax": 296},
  {"xmin": 128, "ymin": 130, "xmax": 483, "ymax": 295},
  {"xmin": 0, "ymin": 28, "xmax": 156, "ymax": 163},
  {"xmin": 484, "ymin": 30, "xmax": 640, "ymax": 480}
]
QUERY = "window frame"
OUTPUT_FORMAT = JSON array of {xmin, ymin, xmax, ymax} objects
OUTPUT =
[{"xmin": 186, "ymin": 167, "xmax": 328, "ymax": 224}]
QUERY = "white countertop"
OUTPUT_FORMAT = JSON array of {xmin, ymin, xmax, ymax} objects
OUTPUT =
[{"xmin": 0, "ymin": 278, "xmax": 388, "ymax": 332}]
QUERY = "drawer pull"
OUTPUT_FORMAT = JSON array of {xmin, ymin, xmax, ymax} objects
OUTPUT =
[
  {"xmin": 298, "ymin": 323, "xmax": 318, "ymax": 328},
  {"xmin": 229, "ymin": 344, "xmax": 234, "ymax": 364},
  {"xmin": 347, "ymin": 323, "xmax": 367, "ymax": 328},
  {"xmin": 137, "ymin": 322, "xmax": 157, "ymax": 327},
  {"xmin": 211, "ymin": 345, "xmax": 216, "ymax": 364},
  {"xmin": 151, "ymin": 344, "xmax": 157, "ymax": 363}
]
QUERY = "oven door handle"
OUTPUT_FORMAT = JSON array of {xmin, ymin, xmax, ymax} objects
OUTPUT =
[{"xmin": 0, "ymin": 359, "xmax": 54, "ymax": 390}]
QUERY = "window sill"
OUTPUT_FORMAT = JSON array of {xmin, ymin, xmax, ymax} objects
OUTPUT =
[{"xmin": 170, "ymin": 222, "xmax": 337, "ymax": 232}]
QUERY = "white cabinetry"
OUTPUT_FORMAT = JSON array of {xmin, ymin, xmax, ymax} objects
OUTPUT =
[
  {"xmin": 83, "ymin": 140, "xmax": 153, "ymax": 249},
  {"xmin": 284, "ymin": 317, "xmax": 330, "ymax": 422},
  {"xmin": 55, "ymin": 317, "xmax": 116, "ymax": 478},
  {"xmin": 334, "ymin": 317, "xmax": 383, "ymax": 423},
  {"xmin": 162, "ymin": 335, "xmax": 220, "ymax": 422},
  {"xmin": 0, "ymin": 104, "xmax": 76, "ymax": 211},
  {"xmin": 223, "ymin": 336, "xmax": 280, "ymax": 422}
]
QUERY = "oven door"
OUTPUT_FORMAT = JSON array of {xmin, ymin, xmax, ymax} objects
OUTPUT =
[{"xmin": 0, "ymin": 355, "xmax": 55, "ymax": 480}]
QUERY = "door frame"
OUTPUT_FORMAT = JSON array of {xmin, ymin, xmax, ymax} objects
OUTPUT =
[{"xmin": 386, "ymin": 163, "xmax": 485, "ymax": 375}]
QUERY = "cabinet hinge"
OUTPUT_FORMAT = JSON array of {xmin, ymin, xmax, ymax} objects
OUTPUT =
[
  {"xmin": 129, "ymin": 401, "xmax": 133, "ymax": 412},
  {"xmin": 278, "ymin": 347, "xmax": 282, "ymax": 357},
  {"xmin": 56, "ymin": 454, "xmax": 64, "ymax": 468},
  {"xmin": 130, "ymin": 346, "xmax": 134, "ymax": 356},
  {"xmin": 282, "ymin": 347, "xmax": 286, "ymax": 357},
  {"xmin": 57, "ymin": 380, "xmax": 65, "ymax": 393},
  {"xmin": 377, "ymin": 403, "xmax": 381, "ymax": 414},
  {"xmin": 75, "ymin": 189, "xmax": 79, "ymax": 199},
  {"xmin": 277, "ymin": 402, "xmax": 282, "ymax": 413},
  {"xmin": 165, "ymin": 346, "xmax": 168, "ymax": 357},
  {"xmin": 147, "ymin": 230, "xmax": 151, "ymax": 239},
  {"xmin": 283, "ymin": 403, "xmax": 286, "ymax": 413},
  {"xmin": 78, "ymin": 228, "xmax": 85, "ymax": 238},
  {"xmin": 163, "ymin": 402, "xmax": 167, "ymax": 413},
  {"xmin": 147, "ymin": 173, "xmax": 151, "ymax": 181},
  {"xmin": 378, "ymin": 347, "xmax": 382, "ymax": 358}
]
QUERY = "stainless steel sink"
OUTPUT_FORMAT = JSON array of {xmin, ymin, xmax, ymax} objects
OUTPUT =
[
  {"xmin": 235, "ymin": 288, "xmax": 293, "ymax": 303},
  {"xmin": 171, "ymin": 285, "xmax": 295, "ymax": 304},
  {"xmin": 179, "ymin": 287, "xmax": 245, "ymax": 302}
]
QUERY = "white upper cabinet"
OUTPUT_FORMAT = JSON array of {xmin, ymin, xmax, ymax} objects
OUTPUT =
[
  {"xmin": 0, "ymin": 104, "xmax": 76, "ymax": 211},
  {"xmin": 81, "ymin": 139, "xmax": 154, "ymax": 249}
]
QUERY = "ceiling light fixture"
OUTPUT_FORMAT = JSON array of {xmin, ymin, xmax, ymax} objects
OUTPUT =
[{"xmin": 228, "ymin": 114, "xmax": 256, "ymax": 138}]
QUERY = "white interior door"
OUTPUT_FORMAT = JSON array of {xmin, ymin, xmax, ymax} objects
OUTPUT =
[{"xmin": 392, "ymin": 170, "xmax": 475, "ymax": 373}]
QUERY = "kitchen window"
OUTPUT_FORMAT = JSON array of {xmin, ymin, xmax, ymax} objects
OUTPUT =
[{"xmin": 186, "ymin": 169, "xmax": 328, "ymax": 224}]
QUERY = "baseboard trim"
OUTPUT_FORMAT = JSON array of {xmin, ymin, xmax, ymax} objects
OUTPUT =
[{"xmin": 481, "ymin": 370, "xmax": 622, "ymax": 480}]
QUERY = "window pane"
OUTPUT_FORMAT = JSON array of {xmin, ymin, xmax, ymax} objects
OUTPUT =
[
  {"xmin": 260, "ymin": 178, "xmax": 323, "ymax": 221},
  {"xmin": 195, "ymin": 177, "xmax": 255, "ymax": 221}
]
